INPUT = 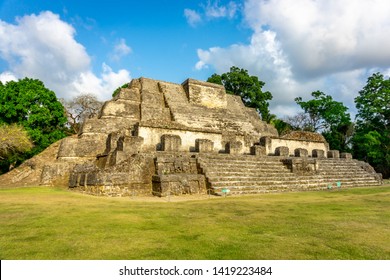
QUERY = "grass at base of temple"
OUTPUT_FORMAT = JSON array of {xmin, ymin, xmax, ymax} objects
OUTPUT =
[{"xmin": 1, "ymin": 185, "xmax": 389, "ymax": 260}]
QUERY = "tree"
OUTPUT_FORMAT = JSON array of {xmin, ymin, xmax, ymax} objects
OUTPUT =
[
  {"xmin": 295, "ymin": 91, "xmax": 351, "ymax": 132},
  {"xmin": 271, "ymin": 118, "xmax": 293, "ymax": 136},
  {"xmin": 283, "ymin": 112, "xmax": 313, "ymax": 131},
  {"xmin": 0, "ymin": 124, "xmax": 33, "ymax": 169},
  {"xmin": 293, "ymin": 91, "xmax": 352, "ymax": 152},
  {"xmin": 61, "ymin": 93, "xmax": 103, "ymax": 134},
  {"xmin": 0, "ymin": 78, "xmax": 67, "ymax": 173},
  {"xmin": 207, "ymin": 66, "xmax": 273, "ymax": 122},
  {"xmin": 353, "ymin": 72, "xmax": 390, "ymax": 178}
]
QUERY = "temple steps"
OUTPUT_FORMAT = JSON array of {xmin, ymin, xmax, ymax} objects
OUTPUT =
[{"xmin": 197, "ymin": 154, "xmax": 382, "ymax": 195}]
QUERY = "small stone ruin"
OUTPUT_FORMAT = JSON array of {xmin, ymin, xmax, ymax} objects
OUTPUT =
[{"xmin": 5, "ymin": 77, "xmax": 382, "ymax": 196}]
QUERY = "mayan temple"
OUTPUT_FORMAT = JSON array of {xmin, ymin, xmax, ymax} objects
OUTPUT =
[{"xmin": 2, "ymin": 77, "xmax": 383, "ymax": 196}]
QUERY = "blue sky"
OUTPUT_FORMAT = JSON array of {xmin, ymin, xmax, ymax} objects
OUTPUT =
[{"xmin": 1, "ymin": 0, "xmax": 390, "ymax": 118}]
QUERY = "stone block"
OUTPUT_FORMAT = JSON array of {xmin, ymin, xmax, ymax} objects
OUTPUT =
[
  {"xmin": 195, "ymin": 139, "xmax": 214, "ymax": 153},
  {"xmin": 226, "ymin": 141, "xmax": 242, "ymax": 154},
  {"xmin": 312, "ymin": 149, "xmax": 325, "ymax": 158},
  {"xmin": 68, "ymin": 173, "xmax": 79, "ymax": 188},
  {"xmin": 117, "ymin": 136, "xmax": 144, "ymax": 154},
  {"xmin": 141, "ymin": 104, "xmax": 170, "ymax": 121},
  {"xmin": 182, "ymin": 79, "xmax": 227, "ymax": 109},
  {"xmin": 99, "ymin": 100, "xmax": 140, "ymax": 119},
  {"xmin": 251, "ymin": 145, "xmax": 266, "ymax": 157},
  {"xmin": 161, "ymin": 134, "xmax": 181, "ymax": 151},
  {"xmin": 114, "ymin": 88, "xmax": 140, "ymax": 102},
  {"xmin": 275, "ymin": 146, "xmax": 289, "ymax": 156},
  {"xmin": 295, "ymin": 148, "xmax": 308, "ymax": 157},
  {"xmin": 141, "ymin": 90, "xmax": 164, "ymax": 105},
  {"xmin": 327, "ymin": 150, "xmax": 340, "ymax": 158},
  {"xmin": 152, "ymin": 174, "xmax": 206, "ymax": 196},
  {"xmin": 340, "ymin": 152, "xmax": 352, "ymax": 160},
  {"xmin": 58, "ymin": 136, "xmax": 106, "ymax": 158}
]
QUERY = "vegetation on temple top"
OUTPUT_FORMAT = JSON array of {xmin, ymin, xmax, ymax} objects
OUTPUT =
[{"xmin": 207, "ymin": 66, "xmax": 273, "ymax": 122}]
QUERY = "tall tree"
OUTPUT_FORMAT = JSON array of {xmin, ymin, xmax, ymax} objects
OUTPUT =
[
  {"xmin": 295, "ymin": 91, "xmax": 351, "ymax": 132},
  {"xmin": 353, "ymin": 72, "xmax": 390, "ymax": 178},
  {"xmin": 207, "ymin": 66, "xmax": 273, "ymax": 122},
  {"xmin": 293, "ymin": 91, "xmax": 352, "ymax": 151},
  {"xmin": 61, "ymin": 93, "xmax": 103, "ymax": 134},
  {"xmin": 0, "ymin": 78, "xmax": 67, "ymax": 173}
]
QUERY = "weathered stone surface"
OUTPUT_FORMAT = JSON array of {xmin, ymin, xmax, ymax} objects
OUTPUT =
[
  {"xmin": 328, "ymin": 150, "xmax": 340, "ymax": 158},
  {"xmin": 195, "ymin": 139, "xmax": 214, "ymax": 153},
  {"xmin": 340, "ymin": 152, "xmax": 352, "ymax": 160},
  {"xmin": 312, "ymin": 149, "xmax": 325, "ymax": 158},
  {"xmin": 113, "ymin": 87, "xmax": 140, "ymax": 102},
  {"xmin": 161, "ymin": 134, "xmax": 181, "ymax": 151},
  {"xmin": 282, "ymin": 131, "xmax": 326, "ymax": 142},
  {"xmin": 251, "ymin": 145, "xmax": 266, "ymax": 157},
  {"xmin": 275, "ymin": 146, "xmax": 289, "ymax": 156},
  {"xmin": 226, "ymin": 141, "xmax": 243, "ymax": 154},
  {"xmin": 100, "ymin": 100, "xmax": 140, "ymax": 119},
  {"xmin": 283, "ymin": 158, "xmax": 318, "ymax": 175},
  {"xmin": 182, "ymin": 79, "xmax": 227, "ymax": 109},
  {"xmin": 152, "ymin": 174, "xmax": 206, "ymax": 196},
  {"xmin": 295, "ymin": 148, "xmax": 308, "ymax": 157}
]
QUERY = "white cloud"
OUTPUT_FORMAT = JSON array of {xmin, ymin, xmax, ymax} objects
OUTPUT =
[
  {"xmin": 184, "ymin": 9, "xmax": 202, "ymax": 27},
  {"xmin": 0, "ymin": 11, "xmax": 131, "ymax": 100},
  {"xmin": 244, "ymin": 0, "xmax": 390, "ymax": 78},
  {"xmin": 196, "ymin": 0, "xmax": 390, "ymax": 117},
  {"xmin": 0, "ymin": 71, "xmax": 17, "ymax": 83},
  {"xmin": 185, "ymin": 1, "xmax": 239, "ymax": 27},
  {"xmin": 72, "ymin": 63, "xmax": 131, "ymax": 99},
  {"xmin": 110, "ymin": 38, "xmax": 132, "ymax": 62},
  {"xmin": 205, "ymin": 1, "xmax": 238, "ymax": 19}
]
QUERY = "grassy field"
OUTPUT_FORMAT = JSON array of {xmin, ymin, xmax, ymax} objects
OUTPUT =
[{"xmin": 1, "ymin": 185, "xmax": 389, "ymax": 260}]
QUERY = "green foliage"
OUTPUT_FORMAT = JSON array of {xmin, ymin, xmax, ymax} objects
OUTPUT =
[
  {"xmin": 355, "ymin": 72, "xmax": 390, "ymax": 131},
  {"xmin": 0, "ymin": 124, "xmax": 33, "ymax": 164},
  {"xmin": 112, "ymin": 82, "xmax": 129, "ymax": 97},
  {"xmin": 353, "ymin": 72, "xmax": 390, "ymax": 178},
  {"xmin": 271, "ymin": 118, "xmax": 293, "ymax": 136},
  {"xmin": 207, "ymin": 66, "xmax": 273, "ymax": 122},
  {"xmin": 295, "ymin": 91, "xmax": 351, "ymax": 132},
  {"xmin": 0, "ymin": 78, "xmax": 67, "ymax": 172},
  {"xmin": 293, "ymin": 91, "xmax": 352, "ymax": 151}
]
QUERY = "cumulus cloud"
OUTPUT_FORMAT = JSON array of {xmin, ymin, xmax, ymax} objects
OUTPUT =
[
  {"xmin": 196, "ymin": 0, "xmax": 390, "ymax": 117},
  {"xmin": 0, "ymin": 11, "xmax": 131, "ymax": 100},
  {"xmin": 244, "ymin": 0, "xmax": 390, "ymax": 78}
]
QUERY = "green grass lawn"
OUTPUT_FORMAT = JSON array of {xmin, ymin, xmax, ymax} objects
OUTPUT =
[{"xmin": 1, "ymin": 185, "xmax": 389, "ymax": 260}]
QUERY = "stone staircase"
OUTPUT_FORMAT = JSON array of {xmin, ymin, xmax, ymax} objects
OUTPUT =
[{"xmin": 197, "ymin": 154, "xmax": 382, "ymax": 195}]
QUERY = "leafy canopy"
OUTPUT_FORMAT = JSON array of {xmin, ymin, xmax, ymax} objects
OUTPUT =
[
  {"xmin": 295, "ymin": 91, "xmax": 351, "ymax": 132},
  {"xmin": 293, "ymin": 91, "xmax": 352, "ymax": 152},
  {"xmin": 353, "ymin": 72, "xmax": 390, "ymax": 178},
  {"xmin": 0, "ymin": 78, "xmax": 67, "ymax": 172},
  {"xmin": 207, "ymin": 66, "xmax": 273, "ymax": 122},
  {"xmin": 355, "ymin": 72, "xmax": 390, "ymax": 131}
]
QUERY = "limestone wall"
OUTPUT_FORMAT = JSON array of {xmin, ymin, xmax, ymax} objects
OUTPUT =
[
  {"xmin": 262, "ymin": 137, "xmax": 329, "ymax": 157},
  {"xmin": 138, "ymin": 125, "xmax": 224, "ymax": 152},
  {"xmin": 182, "ymin": 79, "xmax": 227, "ymax": 109}
]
